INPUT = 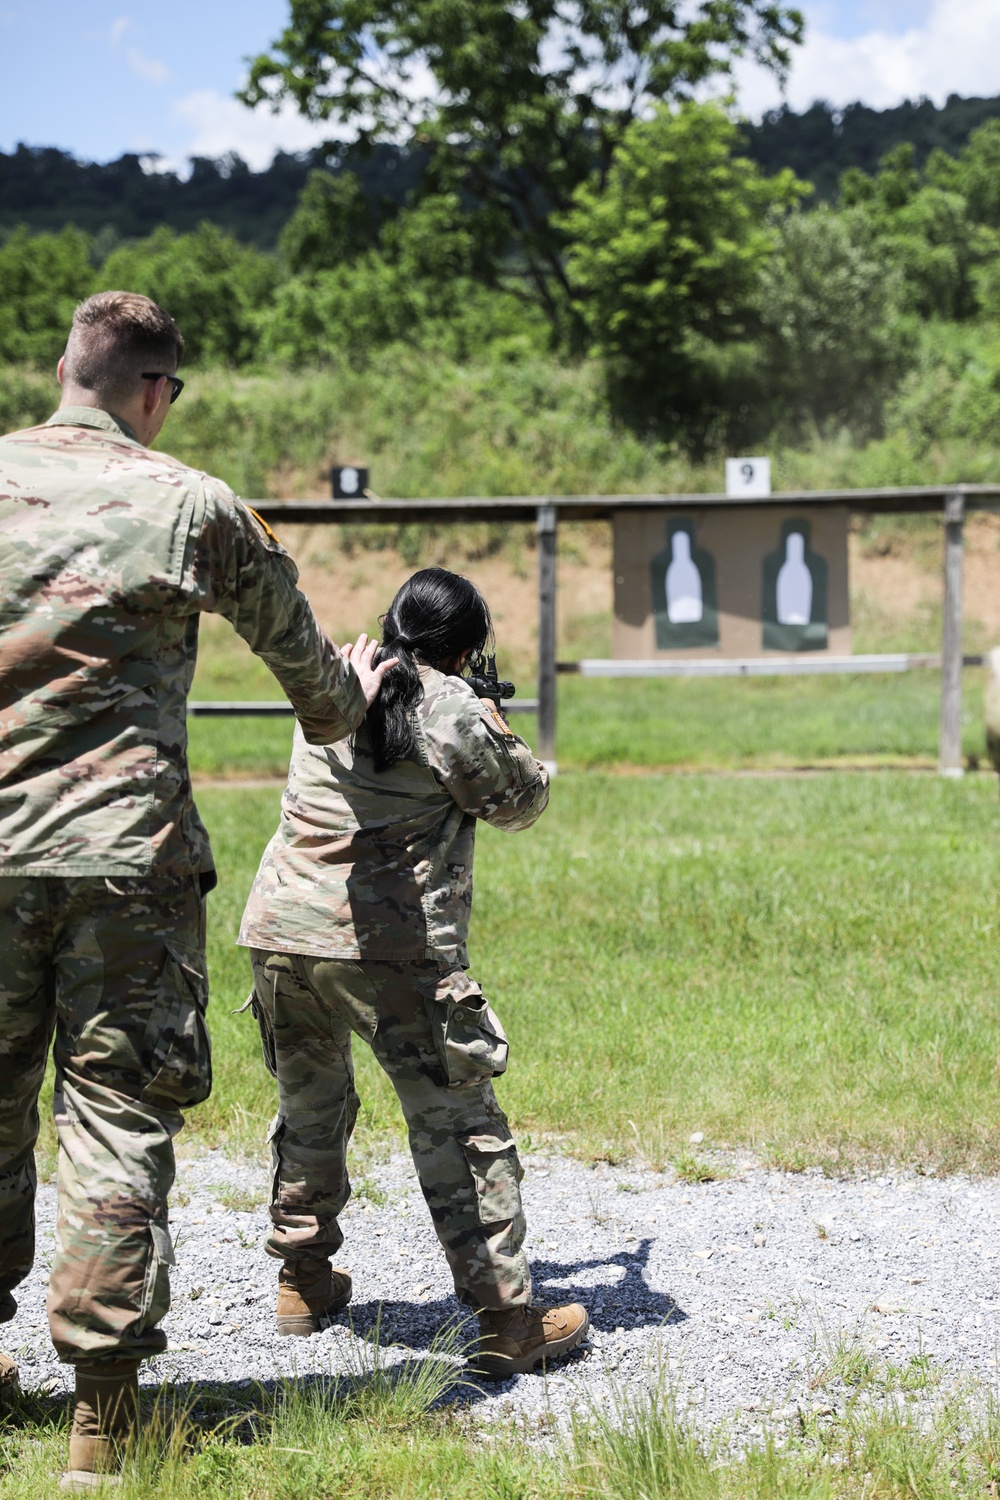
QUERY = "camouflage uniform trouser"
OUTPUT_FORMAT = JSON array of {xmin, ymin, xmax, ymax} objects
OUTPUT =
[
  {"xmin": 249, "ymin": 952, "xmax": 531, "ymax": 1311},
  {"xmin": 0, "ymin": 875, "xmax": 211, "ymax": 1364}
]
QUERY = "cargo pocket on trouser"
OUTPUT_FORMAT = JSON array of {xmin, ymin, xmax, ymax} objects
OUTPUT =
[
  {"xmin": 139, "ymin": 1220, "xmax": 175, "ymax": 1332},
  {"xmin": 457, "ymin": 1126, "xmax": 524, "ymax": 1226},
  {"xmin": 423, "ymin": 970, "xmax": 509, "ymax": 1089},
  {"xmin": 235, "ymin": 989, "xmax": 277, "ymax": 1079},
  {"xmin": 141, "ymin": 943, "xmax": 212, "ymax": 1109},
  {"xmin": 451, "ymin": 1125, "xmax": 530, "ymax": 1306}
]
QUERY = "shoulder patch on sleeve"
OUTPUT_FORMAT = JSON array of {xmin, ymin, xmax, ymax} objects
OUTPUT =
[
  {"xmin": 483, "ymin": 703, "xmax": 516, "ymax": 738},
  {"xmin": 245, "ymin": 505, "xmax": 282, "ymax": 546}
]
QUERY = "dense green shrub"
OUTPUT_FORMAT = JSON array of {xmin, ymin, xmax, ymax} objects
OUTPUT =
[
  {"xmin": 101, "ymin": 223, "xmax": 280, "ymax": 364},
  {"xmin": 0, "ymin": 225, "xmax": 94, "ymax": 364},
  {"xmin": 885, "ymin": 321, "xmax": 1000, "ymax": 459},
  {"xmin": 0, "ymin": 365, "xmax": 58, "ymax": 432},
  {"xmin": 263, "ymin": 192, "xmax": 546, "ymax": 367}
]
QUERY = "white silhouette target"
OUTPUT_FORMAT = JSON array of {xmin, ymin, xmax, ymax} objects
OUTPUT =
[
  {"xmin": 665, "ymin": 530, "xmax": 703, "ymax": 623},
  {"xmin": 776, "ymin": 531, "xmax": 813, "ymax": 625}
]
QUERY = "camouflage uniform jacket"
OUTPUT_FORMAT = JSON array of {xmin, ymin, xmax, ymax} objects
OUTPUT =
[
  {"xmin": 0, "ymin": 407, "xmax": 366, "ymax": 877},
  {"xmin": 238, "ymin": 666, "xmax": 549, "ymax": 963}
]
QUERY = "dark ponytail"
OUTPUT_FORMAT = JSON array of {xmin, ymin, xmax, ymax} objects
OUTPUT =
[{"xmin": 366, "ymin": 568, "xmax": 492, "ymax": 771}]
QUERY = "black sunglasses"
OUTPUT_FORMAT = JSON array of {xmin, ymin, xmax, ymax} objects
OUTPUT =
[{"xmin": 141, "ymin": 372, "xmax": 185, "ymax": 404}]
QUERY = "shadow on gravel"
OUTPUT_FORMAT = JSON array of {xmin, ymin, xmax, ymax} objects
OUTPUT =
[
  {"xmin": 532, "ymin": 1237, "xmax": 687, "ymax": 1333},
  {"xmin": 345, "ymin": 1236, "xmax": 685, "ymax": 1346},
  {"xmin": 342, "ymin": 1298, "xmax": 475, "ymax": 1350}
]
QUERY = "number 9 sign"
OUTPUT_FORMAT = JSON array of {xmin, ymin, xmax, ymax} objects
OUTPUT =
[{"xmin": 725, "ymin": 457, "xmax": 771, "ymax": 499}]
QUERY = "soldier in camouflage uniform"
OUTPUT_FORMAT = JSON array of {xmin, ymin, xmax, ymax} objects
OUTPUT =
[
  {"xmin": 0, "ymin": 291, "xmax": 395, "ymax": 1484},
  {"xmin": 240, "ymin": 567, "xmax": 589, "ymax": 1378}
]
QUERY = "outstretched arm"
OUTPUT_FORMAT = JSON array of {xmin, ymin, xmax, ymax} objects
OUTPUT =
[{"xmin": 188, "ymin": 485, "xmax": 387, "ymax": 744}]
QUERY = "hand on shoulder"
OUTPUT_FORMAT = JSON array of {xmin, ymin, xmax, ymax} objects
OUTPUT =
[{"xmin": 343, "ymin": 633, "xmax": 399, "ymax": 708}]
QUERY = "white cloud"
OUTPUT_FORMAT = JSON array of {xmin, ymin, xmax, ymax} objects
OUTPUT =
[
  {"xmin": 125, "ymin": 45, "xmax": 170, "ymax": 85},
  {"xmin": 108, "ymin": 16, "xmax": 169, "ymax": 86},
  {"xmin": 169, "ymin": 89, "xmax": 336, "ymax": 170},
  {"xmin": 152, "ymin": 0, "xmax": 998, "ymax": 173},
  {"xmin": 735, "ymin": 0, "xmax": 1000, "ymax": 118}
]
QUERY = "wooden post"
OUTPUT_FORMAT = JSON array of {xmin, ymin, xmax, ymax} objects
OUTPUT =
[
  {"xmin": 939, "ymin": 488, "xmax": 966, "ymax": 777},
  {"xmin": 536, "ymin": 502, "xmax": 558, "ymax": 771}
]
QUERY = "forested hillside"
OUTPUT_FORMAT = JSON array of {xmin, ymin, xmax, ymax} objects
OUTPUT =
[
  {"xmin": 746, "ymin": 94, "xmax": 1000, "ymax": 200},
  {"xmin": 0, "ymin": 142, "xmax": 425, "ymax": 246},
  {"xmin": 2, "ymin": 94, "xmax": 998, "ymax": 246},
  {"xmin": 3, "ymin": 0, "xmax": 1000, "ymax": 492}
]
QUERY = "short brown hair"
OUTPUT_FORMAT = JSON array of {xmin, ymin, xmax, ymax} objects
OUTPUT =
[{"xmin": 63, "ymin": 291, "xmax": 184, "ymax": 407}]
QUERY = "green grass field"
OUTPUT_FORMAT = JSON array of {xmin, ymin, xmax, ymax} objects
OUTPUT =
[
  {"xmin": 187, "ymin": 667, "xmax": 988, "ymax": 780},
  {"xmin": 146, "ymin": 769, "xmax": 1000, "ymax": 1177}
]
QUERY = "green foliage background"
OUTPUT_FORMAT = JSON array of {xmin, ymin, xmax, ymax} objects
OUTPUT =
[{"xmin": 5, "ymin": 101, "xmax": 1000, "ymax": 468}]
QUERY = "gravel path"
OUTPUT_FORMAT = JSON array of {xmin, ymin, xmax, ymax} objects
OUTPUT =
[{"xmin": 9, "ymin": 1151, "xmax": 1000, "ymax": 1439}]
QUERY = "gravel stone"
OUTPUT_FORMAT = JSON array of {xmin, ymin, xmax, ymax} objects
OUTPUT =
[{"xmin": 8, "ymin": 1151, "xmax": 1000, "ymax": 1441}]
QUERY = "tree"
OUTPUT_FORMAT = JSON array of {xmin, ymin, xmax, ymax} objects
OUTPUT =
[
  {"xmin": 955, "ymin": 118, "xmax": 1000, "ymax": 228},
  {"xmin": 754, "ymin": 204, "xmax": 915, "ymax": 436},
  {"xmin": 840, "ymin": 143, "xmax": 989, "ymax": 320},
  {"xmin": 241, "ymin": 0, "xmax": 803, "ymax": 332},
  {"xmin": 559, "ymin": 102, "xmax": 805, "ymax": 428},
  {"xmin": 280, "ymin": 169, "xmax": 375, "ymax": 273}
]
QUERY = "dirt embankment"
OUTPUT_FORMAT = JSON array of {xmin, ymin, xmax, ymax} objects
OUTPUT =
[{"xmin": 853, "ymin": 513, "xmax": 1000, "ymax": 647}]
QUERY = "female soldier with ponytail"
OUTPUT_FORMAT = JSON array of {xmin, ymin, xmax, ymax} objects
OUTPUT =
[{"xmin": 239, "ymin": 568, "xmax": 588, "ymax": 1378}]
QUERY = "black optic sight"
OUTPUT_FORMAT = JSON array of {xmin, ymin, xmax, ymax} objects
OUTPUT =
[{"xmin": 465, "ymin": 653, "xmax": 516, "ymax": 703}]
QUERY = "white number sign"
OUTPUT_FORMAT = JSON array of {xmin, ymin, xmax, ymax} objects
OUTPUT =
[{"xmin": 725, "ymin": 457, "xmax": 771, "ymax": 499}]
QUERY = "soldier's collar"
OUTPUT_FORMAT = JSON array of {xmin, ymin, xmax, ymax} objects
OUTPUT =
[{"xmin": 46, "ymin": 407, "xmax": 142, "ymax": 444}]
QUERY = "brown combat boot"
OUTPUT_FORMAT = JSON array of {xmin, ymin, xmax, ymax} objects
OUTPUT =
[
  {"xmin": 0, "ymin": 1351, "xmax": 18, "ymax": 1403},
  {"xmin": 60, "ymin": 1357, "xmax": 140, "ymax": 1491},
  {"xmin": 475, "ymin": 1301, "xmax": 589, "ymax": 1380},
  {"xmin": 276, "ymin": 1258, "xmax": 352, "ymax": 1336},
  {"xmin": 0, "ymin": 1292, "xmax": 19, "ymax": 1407}
]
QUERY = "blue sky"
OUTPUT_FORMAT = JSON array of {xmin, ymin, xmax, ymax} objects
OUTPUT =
[{"xmin": 0, "ymin": 0, "xmax": 991, "ymax": 171}]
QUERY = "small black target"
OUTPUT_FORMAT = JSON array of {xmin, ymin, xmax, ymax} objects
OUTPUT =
[{"xmin": 331, "ymin": 465, "xmax": 369, "ymax": 500}]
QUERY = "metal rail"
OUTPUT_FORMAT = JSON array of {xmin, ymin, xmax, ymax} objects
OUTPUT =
[{"xmin": 562, "ymin": 654, "xmax": 984, "ymax": 679}]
